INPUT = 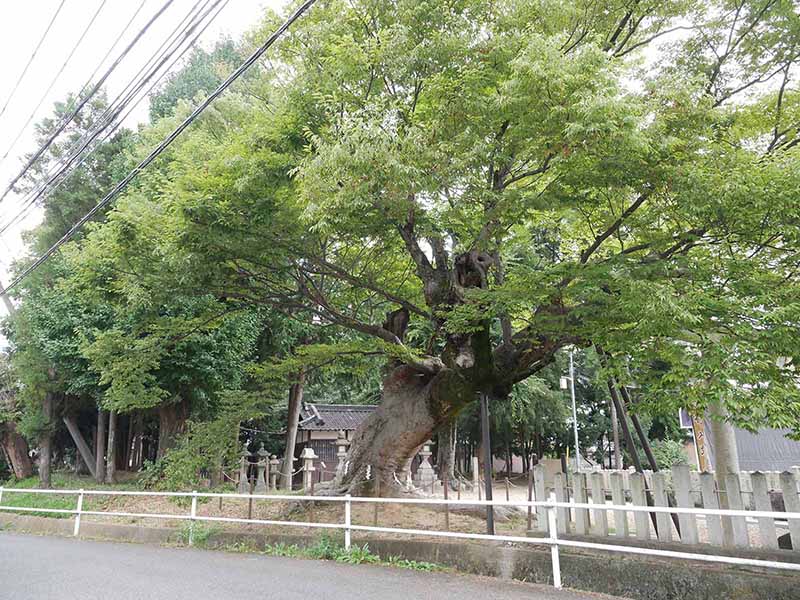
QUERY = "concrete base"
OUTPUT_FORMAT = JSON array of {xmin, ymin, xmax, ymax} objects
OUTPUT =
[{"xmin": 1, "ymin": 513, "xmax": 798, "ymax": 600}]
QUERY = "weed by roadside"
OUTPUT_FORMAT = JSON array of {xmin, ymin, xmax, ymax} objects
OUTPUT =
[
  {"xmin": 177, "ymin": 522, "xmax": 220, "ymax": 546},
  {"xmin": 258, "ymin": 534, "xmax": 442, "ymax": 572}
]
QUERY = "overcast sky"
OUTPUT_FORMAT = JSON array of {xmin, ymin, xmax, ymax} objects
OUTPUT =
[{"xmin": 0, "ymin": 0, "xmax": 283, "ymax": 321}]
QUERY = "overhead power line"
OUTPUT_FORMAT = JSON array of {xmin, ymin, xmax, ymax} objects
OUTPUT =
[
  {"xmin": 0, "ymin": 0, "xmax": 226, "ymax": 237},
  {"xmin": 0, "ymin": 0, "xmax": 68, "ymax": 122},
  {"xmin": 0, "ymin": 0, "xmax": 176, "ymax": 208},
  {"xmin": 0, "ymin": 0, "xmax": 109, "ymax": 169},
  {"xmin": 1, "ymin": 0, "xmax": 317, "ymax": 295}
]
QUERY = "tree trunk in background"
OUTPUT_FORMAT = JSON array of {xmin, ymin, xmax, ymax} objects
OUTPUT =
[
  {"xmin": 62, "ymin": 415, "xmax": 96, "ymax": 479},
  {"xmin": 95, "ymin": 410, "xmax": 107, "ymax": 483},
  {"xmin": 124, "ymin": 414, "xmax": 135, "ymax": 470},
  {"xmin": 0, "ymin": 423, "xmax": 33, "ymax": 479},
  {"xmin": 282, "ymin": 370, "xmax": 305, "ymax": 491},
  {"xmin": 610, "ymin": 400, "xmax": 622, "ymax": 469},
  {"xmin": 157, "ymin": 398, "xmax": 189, "ymax": 460},
  {"xmin": 709, "ymin": 398, "xmax": 740, "ymax": 545},
  {"xmin": 38, "ymin": 392, "xmax": 54, "ymax": 488},
  {"xmin": 105, "ymin": 411, "xmax": 117, "ymax": 484}
]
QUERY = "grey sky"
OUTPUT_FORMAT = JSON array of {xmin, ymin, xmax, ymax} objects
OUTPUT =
[{"xmin": 0, "ymin": 0, "xmax": 281, "ymax": 320}]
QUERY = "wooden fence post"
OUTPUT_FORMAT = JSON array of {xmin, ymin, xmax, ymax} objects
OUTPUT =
[
  {"xmin": 609, "ymin": 472, "xmax": 628, "ymax": 538},
  {"xmin": 699, "ymin": 472, "xmax": 723, "ymax": 546},
  {"xmin": 554, "ymin": 472, "xmax": 569, "ymax": 535},
  {"xmin": 751, "ymin": 471, "xmax": 777, "ymax": 549},
  {"xmin": 534, "ymin": 465, "xmax": 548, "ymax": 533},
  {"xmin": 779, "ymin": 471, "xmax": 800, "ymax": 552},
  {"xmin": 725, "ymin": 473, "xmax": 750, "ymax": 548},
  {"xmin": 573, "ymin": 472, "xmax": 590, "ymax": 535},
  {"xmin": 672, "ymin": 465, "xmax": 698, "ymax": 545},
  {"xmin": 652, "ymin": 472, "xmax": 672, "ymax": 542},
  {"xmin": 590, "ymin": 472, "xmax": 608, "ymax": 537},
  {"xmin": 629, "ymin": 472, "xmax": 650, "ymax": 540}
]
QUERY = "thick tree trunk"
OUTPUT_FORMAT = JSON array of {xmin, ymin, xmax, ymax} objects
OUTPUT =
[
  {"xmin": 334, "ymin": 364, "xmax": 474, "ymax": 495},
  {"xmin": 436, "ymin": 421, "xmax": 456, "ymax": 485},
  {"xmin": 95, "ymin": 410, "xmax": 107, "ymax": 483},
  {"xmin": 0, "ymin": 423, "xmax": 33, "ymax": 479},
  {"xmin": 38, "ymin": 392, "xmax": 54, "ymax": 488},
  {"xmin": 157, "ymin": 397, "xmax": 189, "ymax": 460},
  {"xmin": 282, "ymin": 371, "xmax": 305, "ymax": 490},
  {"xmin": 106, "ymin": 411, "xmax": 117, "ymax": 484}
]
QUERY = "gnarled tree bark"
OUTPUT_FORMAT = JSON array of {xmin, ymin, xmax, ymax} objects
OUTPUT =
[{"xmin": 0, "ymin": 423, "xmax": 33, "ymax": 479}]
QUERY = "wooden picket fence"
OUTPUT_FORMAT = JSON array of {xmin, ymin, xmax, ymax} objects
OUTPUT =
[{"xmin": 530, "ymin": 464, "xmax": 800, "ymax": 551}]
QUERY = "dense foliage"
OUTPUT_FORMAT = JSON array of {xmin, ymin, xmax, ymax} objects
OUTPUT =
[{"xmin": 2, "ymin": 0, "xmax": 799, "ymax": 487}]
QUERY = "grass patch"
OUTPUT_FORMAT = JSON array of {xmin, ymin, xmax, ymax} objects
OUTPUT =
[
  {"xmin": 177, "ymin": 522, "xmax": 220, "ymax": 547},
  {"xmin": 0, "ymin": 472, "xmax": 144, "ymax": 519},
  {"xmin": 261, "ymin": 534, "xmax": 442, "ymax": 571}
]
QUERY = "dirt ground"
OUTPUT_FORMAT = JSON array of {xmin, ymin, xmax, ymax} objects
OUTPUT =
[{"xmin": 77, "ymin": 477, "xmax": 787, "ymax": 549}]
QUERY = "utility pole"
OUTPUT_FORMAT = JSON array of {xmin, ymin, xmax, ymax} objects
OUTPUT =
[
  {"xmin": 0, "ymin": 277, "xmax": 15, "ymax": 317},
  {"xmin": 479, "ymin": 392, "xmax": 494, "ymax": 535}
]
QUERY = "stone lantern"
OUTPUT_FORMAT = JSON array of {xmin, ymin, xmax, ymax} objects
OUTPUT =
[
  {"xmin": 300, "ymin": 447, "xmax": 318, "ymax": 491},
  {"xmin": 335, "ymin": 430, "xmax": 350, "ymax": 477},
  {"xmin": 254, "ymin": 443, "xmax": 268, "ymax": 493},
  {"xmin": 413, "ymin": 440, "xmax": 438, "ymax": 490},
  {"xmin": 238, "ymin": 443, "xmax": 251, "ymax": 493},
  {"xmin": 269, "ymin": 455, "xmax": 280, "ymax": 490}
]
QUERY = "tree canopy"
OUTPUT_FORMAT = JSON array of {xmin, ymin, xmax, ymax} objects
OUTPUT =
[{"xmin": 2, "ymin": 0, "xmax": 799, "ymax": 490}]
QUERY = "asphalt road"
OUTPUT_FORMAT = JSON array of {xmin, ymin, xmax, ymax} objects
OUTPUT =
[{"xmin": 0, "ymin": 532, "xmax": 622, "ymax": 600}]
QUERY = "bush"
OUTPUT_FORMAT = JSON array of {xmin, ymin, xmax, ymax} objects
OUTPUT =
[{"xmin": 651, "ymin": 439, "xmax": 689, "ymax": 468}]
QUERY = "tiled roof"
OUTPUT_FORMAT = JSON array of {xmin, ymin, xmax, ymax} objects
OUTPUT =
[{"xmin": 298, "ymin": 403, "xmax": 377, "ymax": 431}]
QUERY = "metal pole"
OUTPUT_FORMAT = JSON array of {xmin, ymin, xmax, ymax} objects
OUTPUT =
[
  {"xmin": 480, "ymin": 392, "xmax": 495, "ymax": 535},
  {"xmin": 548, "ymin": 491, "xmax": 562, "ymax": 589},
  {"xmin": 344, "ymin": 494, "xmax": 351, "ymax": 549},
  {"xmin": 189, "ymin": 490, "xmax": 198, "ymax": 546},
  {"xmin": 73, "ymin": 489, "xmax": 84, "ymax": 537},
  {"xmin": 569, "ymin": 351, "xmax": 581, "ymax": 471}
]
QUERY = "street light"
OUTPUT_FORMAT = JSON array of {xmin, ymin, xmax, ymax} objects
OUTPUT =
[{"xmin": 560, "ymin": 350, "xmax": 581, "ymax": 472}]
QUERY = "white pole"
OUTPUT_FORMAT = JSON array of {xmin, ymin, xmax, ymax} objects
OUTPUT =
[
  {"xmin": 569, "ymin": 351, "xmax": 581, "ymax": 471},
  {"xmin": 73, "ymin": 489, "xmax": 84, "ymax": 537},
  {"xmin": 344, "ymin": 494, "xmax": 352, "ymax": 550},
  {"xmin": 548, "ymin": 492, "xmax": 562, "ymax": 589},
  {"xmin": 189, "ymin": 490, "xmax": 198, "ymax": 546}
]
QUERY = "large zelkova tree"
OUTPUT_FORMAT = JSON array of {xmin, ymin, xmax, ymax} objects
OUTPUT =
[{"xmin": 62, "ymin": 0, "xmax": 800, "ymax": 494}]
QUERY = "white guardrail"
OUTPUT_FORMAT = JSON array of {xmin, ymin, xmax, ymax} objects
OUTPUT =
[{"xmin": 1, "ymin": 486, "xmax": 799, "ymax": 589}]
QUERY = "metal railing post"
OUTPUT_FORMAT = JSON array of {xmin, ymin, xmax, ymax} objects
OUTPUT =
[
  {"xmin": 73, "ymin": 489, "xmax": 85, "ymax": 537},
  {"xmin": 548, "ymin": 492, "xmax": 562, "ymax": 589},
  {"xmin": 344, "ymin": 494, "xmax": 352, "ymax": 550},
  {"xmin": 189, "ymin": 490, "xmax": 198, "ymax": 546}
]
